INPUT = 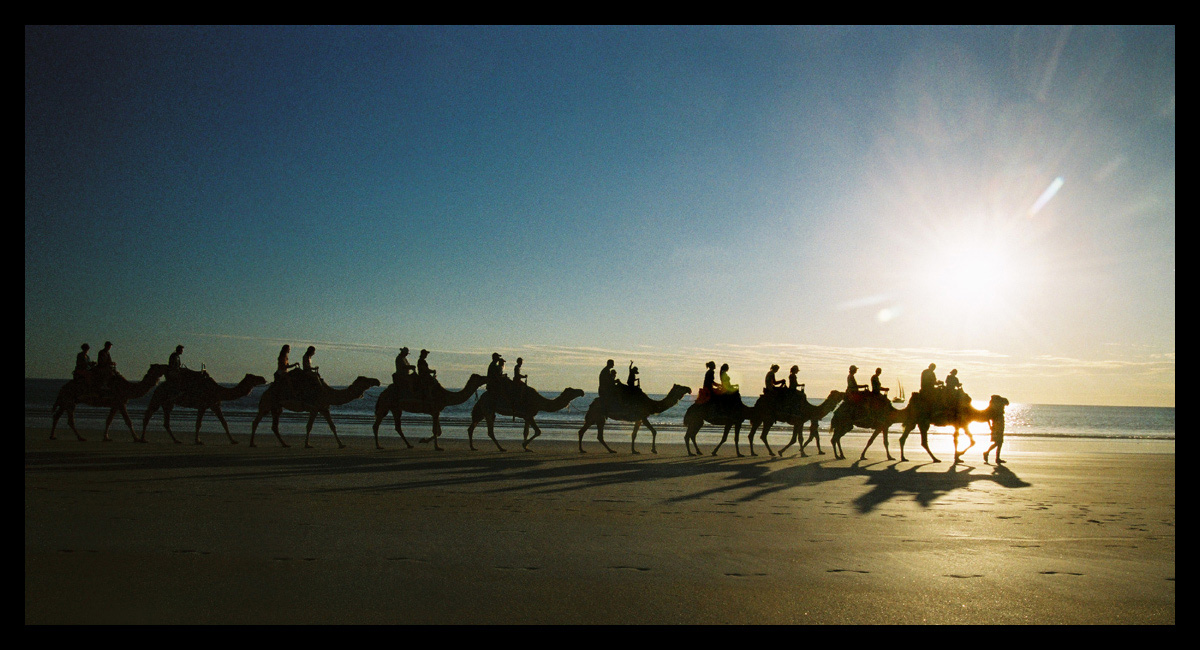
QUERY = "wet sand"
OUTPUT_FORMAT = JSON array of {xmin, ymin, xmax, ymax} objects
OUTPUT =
[{"xmin": 25, "ymin": 426, "xmax": 1174, "ymax": 624}]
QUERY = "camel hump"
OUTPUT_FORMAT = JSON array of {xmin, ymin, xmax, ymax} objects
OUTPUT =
[{"xmin": 618, "ymin": 382, "xmax": 647, "ymax": 401}]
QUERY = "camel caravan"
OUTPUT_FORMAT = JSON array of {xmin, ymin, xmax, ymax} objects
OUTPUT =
[{"xmin": 50, "ymin": 343, "xmax": 1011, "ymax": 464}]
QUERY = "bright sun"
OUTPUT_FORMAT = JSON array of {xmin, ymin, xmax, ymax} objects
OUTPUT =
[{"xmin": 916, "ymin": 220, "xmax": 1025, "ymax": 314}]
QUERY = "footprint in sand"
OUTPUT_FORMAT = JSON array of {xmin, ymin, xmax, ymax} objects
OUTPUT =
[
  {"xmin": 608, "ymin": 565, "xmax": 651, "ymax": 572},
  {"xmin": 944, "ymin": 574, "xmax": 984, "ymax": 579},
  {"xmin": 725, "ymin": 572, "xmax": 768, "ymax": 577},
  {"xmin": 496, "ymin": 566, "xmax": 540, "ymax": 571},
  {"xmin": 827, "ymin": 569, "xmax": 869, "ymax": 574},
  {"xmin": 1039, "ymin": 570, "xmax": 1083, "ymax": 576}
]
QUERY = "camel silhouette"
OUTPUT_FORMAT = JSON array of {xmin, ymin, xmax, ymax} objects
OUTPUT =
[
  {"xmin": 50, "ymin": 364, "xmax": 170, "ymax": 442},
  {"xmin": 249, "ymin": 373, "xmax": 380, "ymax": 449},
  {"xmin": 829, "ymin": 395, "xmax": 911, "ymax": 461},
  {"xmin": 576, "ymin": 383, "xmax": 691, "ymax": 454},
  {"xmin": 899, "ymin": 392, "xmax": 1010, "ymax": 464},
  {"xmin": 465, "ymin": 383, "xmax": 584, "ymax": 451},
  {"xmin": 746, "ymin": 389, "xmax": 844, "ymax": 457},
  {"xmin": 377, "ymin": 373, "xmax": 488, "ymax": 450},
  {"xmin": 140, "ymin": 372, "xmax": 266, "ymax": 445},
  {"xmin": 682, "ymin": 392, "xmax": 754, "ymax": 457}
]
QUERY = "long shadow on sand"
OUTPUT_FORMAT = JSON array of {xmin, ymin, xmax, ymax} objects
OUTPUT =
[{"xmin": 25, "ymin": 441, "xmax": 1029, "ymax": 514}]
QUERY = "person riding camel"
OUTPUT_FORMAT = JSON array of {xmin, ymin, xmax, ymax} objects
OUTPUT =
[
  {"xmin": 487, "ymin": 353, "xmax": 506, "ymax": 386},
  {"xmin": 870, "ymin": 367, "xmax": 890, "ymax": 402},
  {"xmin": 696, "ymin": 361, "xmax": 718, "ymax": 404},
  {"xmin": 513, "ymin": 357, "xmax": 527, "ymax": 386},
  {"xmin": 598, "ymin": 359, "xmax": 617, "ymax": 397},
  {"xmin": 765, "ymin": 364, "xmax": 786, "ymax": 395},
  {"xmin": 788, "ymin": 365, "xmax": 804, "ymax": 395},
  {"xmin": 627, "ymin": 361, "xmax": 640, "ymax": 390},
  {"xmin": 417, "ymin": 349, "xmax": 437, "ymax": 399},
  {"xmin": 73, "ymin": 343, "xmax": 94, "ymax": 382},
  {"xmin": 846, "ymin": 365, "xmax": 869, "ymax": 406},
  {"xmin": 719, "ymin": 363, "xmax": 739, "ymax": 395},
  {"xmin": 96, "ymin": 341, "xmax": 117, "ymax": 391},
  {"xmin": 276, "ymin": 344, "xmax": 300, "ymax": 397},
  {"xmin": 300, "ymin": 346, "xmax": 321, "ymax": 403},
  {"xmin": 395, "ymin": 347, "xmax": 415, "ymax": 390}
]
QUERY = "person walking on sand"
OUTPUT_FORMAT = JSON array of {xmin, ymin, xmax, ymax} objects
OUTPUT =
[{"xmin": 984, "ymin": 413, "xmax": 1006, "ymax": 464}]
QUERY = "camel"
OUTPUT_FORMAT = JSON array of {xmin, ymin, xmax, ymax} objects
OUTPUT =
[
  {"xmin": 465, "ymin": 382, "xmax": 584, "ymax": 451},
  {"xmin": 376, "ymin": 373, "xmax": 488, "ymax": 450},
  {"xmin": 682, "ymin": 392, "xmax": 754, "ymax": 457},
  {"xmin": 898, "ymin": 391, "xmax": 1009, "ymax": 464},
  {"xmin": 746, "ymin": 389, "xmax": 844, "ymax": 457},
  {"xmin": 50, "ymin": 364, "xmax": 170, "ymax": 442},
  {"xmin": 140, "ymin": 372, "xmax": 266, "ymax": 445},
  {"xmin": 828, "ymin": 394, "xmax": 912, "ymax": 461},
  {"xmin": 577, "ymin": 383, "xmax": 691, "ymax": 454},
  {"xmin": 249, "ymin": 373, "xmax": 380, "ymax": 449}
]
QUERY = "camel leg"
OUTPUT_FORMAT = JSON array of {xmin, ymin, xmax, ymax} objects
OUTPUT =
[
  {"xmin": 712, "ymin": 423, "xmax": 731, "ymax": 456},
  {"xmin": 304, "ymin": 412, "xmax": 318, "ymax": 448},
  {"xmin": 429, "ymin": 415, "xmax": 442, "ymax": 451},
  {"xmin": 486, "ymin": 414, "xmax": 505, "ymax": 452},
  {"xmin": 466, "ymin": 416, "xmax": 479, "ymax": 451},
  {"xmin": 371, "ymin": 410, "xmax": 386, "ymax": 449},
  {"xmin": 323, "ymin": 411, "xmax": 345, "ymax": 449},
  {"xmin": 395, "ymin": 410, "xmax": 413, "ymax": 449},
  {"xmin": 577, "ymin": 418, "xmax": 592, "ymax": 453},
  {"xmin": 101, "ymin": 408, "xmax": 117, "ymax": 442},
  {"xmin": 957, "ymin": 427, "xmax": 975, "ymax": 463},
  {"xmin": 760, "ymin": 421, "xmax": 775, "ymax": 457},
  {"xmin": 522, "ymin": 420, "xmax": 542, "ymax": 451},
  {"xmin": 882, "ymin": 427, "xmax": 893, "ymax": 461},
  {"xmin": 779, "ymin": 424, "xmax": 798, "ymax": 456},
  {"xmin": 159, "ymin": 403, "xmax": 182, "ymax": 444},
  {"xmin": 53, "ymin": 404, "xmax": 86, "ymax": 442},
  {"xmin": 684, "ymin": 424, "xmax": 699, "ymax": 456},
  {"xmin": 140, "ymin": 398, "xmax": 159, "ymax": 443},
  {"xmin": 630, "ymin": 420, "xmax": 641, "ymax": 454},
  {"xmin": 271, "ymin": 409, "xmax": 288, "ymax": 448},
  {"xmin": 830, "ymin": 424, "xmax": 844, "ymax": 460},
  {"xmin": 193, "ymin": 406, "xmax": 208, "ymax": 445},
  {"xmin": 747, "ymin": 422, "xmax": 758, "ymax": 456},
  {"xmin": 922, "ymin": 426, "xmax": 939, "ymax": 463},
  {"xmin": 804, "ymin": 420, "xmax": 823, "ymax": 455},
  {"xmin": 643, "ymin": 420, "xmax": 659, "ymax": 455},
  {"xmin": 733, "ymin": 424, "xmax": 744, "ymax": 457},
  {"xmin": 212, "ymin": 406, "xmax": 238, "ymax": 445},
  {"xmin": 118, "ymin": 406, "xmax": 137, "ymax": 442},
  {"xmin": 860, "ymin": 428, "xmax": 880, "ymax": 460},
  {"xmin": 595, "ymin": 420, "xmax": 615, "ymax": 454}
]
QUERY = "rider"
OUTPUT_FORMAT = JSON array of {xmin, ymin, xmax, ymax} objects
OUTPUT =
[
  {"xmin": 920, "ymin": 363, "xmax": 938, "ymax": 394},
  {"xmin": 598, "ymin": 359, "xmax": 616, "ymax": 397},
  {"xmin": 74, "ymin": 343, "xmax": 94, "ymax": 381},
  {"xmin": 870, "ymin": 367, "xmax": 889, "ymax": 400},
  {"xmin": 513, "ymin": 357, "xmax": 527, "ymax": 386},
  {"xmin": 395, "ymin": 347, "xmax": 415, "ymax": 389},
  {"xmin": 277, "ymin": 344, "xmax": 300, "ymax": 395},
  {"xmin": 417, "ymin": 349, "xmax": 437, "ymax": 398},
  {"xmin": 945, "ymin": 368, "xmax": 962, "ymax": 392},
  {"xmin": 487, "ymin": 353, "xmax": 506, "ymax": 386},
  {"xmin": 96, "ymin": 341, "xmax": 116, "ymax": 390},
  {"xmin": 719, "ymin": 363, "xmax": 739, "ymax": 395},
  {"xmin": 627, "ymin": 361, "xmax": 640, "ymax": 389},
  {"xmin": 698, "ymin": 361, "xmax": 718, "ymax": 404},
  {"xmin": 765, "ymin": 364, "xmax": 786, "ymax": 394},
  {"xmin": 788, "ymin": 365, "xmax": 804, "ymax": 394}
]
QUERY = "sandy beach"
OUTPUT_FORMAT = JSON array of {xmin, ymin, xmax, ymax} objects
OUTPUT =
[{"xmin": 25, "ymin": 426, "xmax": 1174, "ymax": 624}]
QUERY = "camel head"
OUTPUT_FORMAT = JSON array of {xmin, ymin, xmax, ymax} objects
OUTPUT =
[
  {"xmin": 988, "ymin": 394, "xmax": 1009, "ymax": 415},
  {"xmin": 243, "ymin": 374, "xmax": 268, "ymax": 388},
  {"xmin": 349, "ymin": 376, "xmax": 383, "ymax": 394},
  {"xmin": 564, "ymin": 387, "xmax": 586, "ymax": 402},
  {"xmin": 668, "ymin": 384, "xmax": 693, "ymax": 398},
  {"xmin": 145, "ymin": 364, "xmax": 172, "ymax": 380}
]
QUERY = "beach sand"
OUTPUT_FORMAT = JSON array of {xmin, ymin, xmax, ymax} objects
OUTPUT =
[{"xmin": 25, "ymin": 426, "xmax": 1174, "ymax": 624}]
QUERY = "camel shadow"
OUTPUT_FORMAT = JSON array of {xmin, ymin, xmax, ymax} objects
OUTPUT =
[{"xmin": 25, "ymin": 440, "xmax": 1030, "ymax": 514}]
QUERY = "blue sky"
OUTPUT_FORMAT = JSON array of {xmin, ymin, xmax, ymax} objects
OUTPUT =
[{"xmin": 25, "ymin": 26, "xmax": 1174, "ymax": 406}]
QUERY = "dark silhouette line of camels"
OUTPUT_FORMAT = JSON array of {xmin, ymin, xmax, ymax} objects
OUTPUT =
[
  {"xmin": 375, "ymin": 374, "xmax": 488, "ymax": 450},
  {"xmin": 465, "ymin": 383, "xmax": 585, "ymax": 452},
  {"xmin": 746, "ymin": 389, "xmax": 844, "ymax": 458},
  {"xmin": 577, "ymin": 383, "xmax": 692, "ymax": 454},
  {"xmin": 140, "ymin": 372, "xmax": 266, "ymax": 444},
  {"xmin": 249, "ymin": 373, "xmax": 380, "ymax": 449},
  {"xmin": 51, "ymin": 364, "xmax": 170, "ymax": 442}
]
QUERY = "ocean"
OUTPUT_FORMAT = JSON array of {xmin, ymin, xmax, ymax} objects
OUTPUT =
[{"xmin": 25, "ymin": 378, "xmax": 1175, "ymax": 445}]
